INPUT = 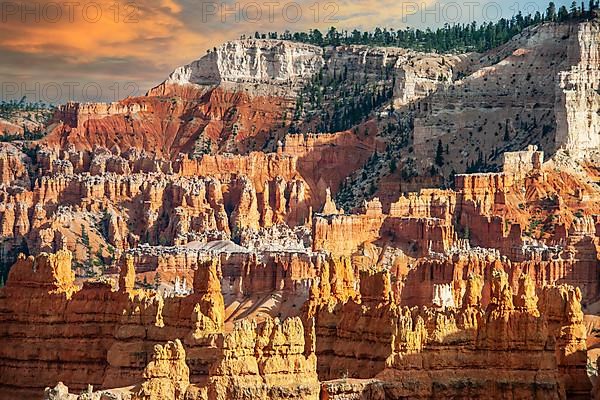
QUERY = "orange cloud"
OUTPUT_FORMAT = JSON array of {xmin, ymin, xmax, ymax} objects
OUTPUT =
[{"xmin": 0, "ymin": 0, "xmax": 202, "ymax": 64}]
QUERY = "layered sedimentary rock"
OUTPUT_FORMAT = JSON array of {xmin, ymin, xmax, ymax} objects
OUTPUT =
[
  {"xmin": 0, "ymin": 146, "xmax": 319, "ymax": 270},
  {"xmin": 555, "ymin": 21, "xmax": 600, "ymax": 151},
  {"xmin": 313, "ymin": 146, "xmax": 600, "ymax": 303},
  {"xmin": 2, "ymin": 18, "xmax": 600, "ymax": 400},
  {"xmin": 31, "ymin": 21, "xmax": 600, "ymax": 192},
  {"xmin": 43, "ymin": 40, "xmax": 325, "ymax": 158},
  {"xmin": 206, "ymin": 317, "xmax": 318, "ymax": 400},
  {"xmin": 283, "ymin": 132, "xmax": 383, "ymax": 205},
  {"xmin": 317, "ymin": 270, "xmax": 592, "ymax": 399},
  {"xmin": 132, "ymin": 339, "xmax": 190, "ymax": 400},
  {"xmin": 126, "ymin": 242, "xmax": 316, "ymax": 295},
  {"xmin": 0, "ymin": 143, "xmax": 30, "ymax": 186},
  {"xmin": 313, "ymin": 197, "xmax": 455, "ymax": 257},
  {"xmin": 0, "ymin": 251, "xmax": 319, "ymax": 400},
  {"xmin": 407, "ymin": 21, "xmax": 600, "ymax": 179},
  {"xmin": 152, "ymin": 39, "xmax": 324, "ymax": 97},
  {"xmin": 0, "ymin": 118, "xmax": 24, "ymax": 136}
]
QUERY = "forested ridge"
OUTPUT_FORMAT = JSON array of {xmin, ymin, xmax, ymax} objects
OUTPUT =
[{"xmin": 245, "ymin": 1, "xmax": 600, "ymax": 53}]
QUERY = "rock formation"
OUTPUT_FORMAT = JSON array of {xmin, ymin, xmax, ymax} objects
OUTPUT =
[
  {"xmin": 1, "ymin": 16, "xmax": 599, "ymax": 400},
  {"xmin": 555, "ymin": 21, "xmax": 600, "ymax": 151},
  {"xmin": 317, "ymin": 269, "xmax": 592, "ymax": 399},
  {"xmin": 191, "ymin": 259, "xmax": 224, "ymax": 335},
  {"xmin": 0, "ymin": 251, "xmax": 320, "ymax": 400},
  {"xmin": 132, "ymin": 339, "xmax": 189, "ymax": 400}
]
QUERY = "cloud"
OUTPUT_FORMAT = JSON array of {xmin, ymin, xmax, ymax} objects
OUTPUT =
[
  {"xmin": 0, "ymin": 0, "xmax": 207, "ymax": 101},
  {"xmin": 0, "ymin": 0, "xmax": 201, "ymax": 62}
]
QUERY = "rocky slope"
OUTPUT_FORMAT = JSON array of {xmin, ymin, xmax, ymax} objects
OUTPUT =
[
  {"xmin": 0, "ymin": 103, "xmax": 52, "ymax": 138},
  {"xmin": 37, "ymin": 21, "xmax": 600, "ymax": 208}
]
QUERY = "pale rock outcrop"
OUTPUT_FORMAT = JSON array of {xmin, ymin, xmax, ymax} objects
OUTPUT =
[
  {"xmin": 132, "ymin": 340, "xmax": 189, "ymax": 400},
  {"xmin": 153, "ymin": 39, "xmax": 324, "ymax": 97},
  {"xmin": 555, "ymin": 21, "xmax": 600, "ymax": 151},
  {"xmin": 321, "ymin": 188, "xmax": 342, "ymax": 215}
]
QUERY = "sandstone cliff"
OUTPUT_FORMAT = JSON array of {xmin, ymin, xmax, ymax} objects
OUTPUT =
[
  {"xmin": 317, "ymin": 269, "xmax": 592, "ymax": 399},
  {"xmin": 0, "ymin": 251, "xmax": 319, "ymax": 400}
]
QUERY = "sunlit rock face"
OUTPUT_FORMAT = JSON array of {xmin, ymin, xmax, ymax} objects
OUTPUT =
[
  {"xmin": 316, "ymin": 271, "xmax": 591, "ymax": 399},
  {"xmin": 0, "ymin": 251, "xmax": 320, "ymax": 400},
  {"xmin": 153, "ymin": 39, "xmax": 324, "ymax": 96},
  {"xmin": 555, "ymin": 21, "xmax": 600, "ymax": 152}
]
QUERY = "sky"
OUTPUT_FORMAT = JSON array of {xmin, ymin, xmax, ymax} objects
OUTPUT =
[{"xmin": 0, "ymin": 0, "xmax": 574, "ymax": 103}]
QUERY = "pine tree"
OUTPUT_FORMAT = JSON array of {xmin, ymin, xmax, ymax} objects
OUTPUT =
[
  {"xmin": 571, "ymin": 1, "xmax": 579, "ymax": 16},
  {"xmin": 463, "ymin": 226, "xmax": 470, "ymax": 240},
  {"xmin": 81, "ymin": 225, "xmax": 89, "ymax": 247},
  {"xmin": 504, "ymin": 121, "xmax": 511, "ymax": 141},
  {"xmin": 590, "ymin": 0, "xmax": 598, "ymax": 17},
  {"xmin": 273, "ymin": 3, "xmax": 555, "ymax": 53},
  {"xmin": 547, "ymin": 2, "xmax": 557, "ymax": 20},
  {"xmin": 369, "ymin": 182, "xmax": 377, "ymax": 195},
  {"xmin": 558, "ymin": 5, "xmax": 569, "ymax": 20},
  {"xmin": 435, "ymin": 139, "xmax": 444, "ymax": 166},
  {"xmin": 430, "ymin": 165, "xmax": 438, "ymax": 177},
  {"xmin": 449, "ymin": 169, "xmax": 457, "ymax": 185},
  {"xmin": 389, "ymin": 158, "xmax": 397, "ymax": 173}
]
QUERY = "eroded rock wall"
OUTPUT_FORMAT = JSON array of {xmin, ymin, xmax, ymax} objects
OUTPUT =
[
  {"xmin": 317, "ymin": 270, "xmax": 592, "ymax": 399},
  {"xmin": 0, "ymin": 251, "xmax": 319, "ymax": 400},
  {"xmin": 555, "ymin": 21, "xmax": 600, "ymax": 151}
]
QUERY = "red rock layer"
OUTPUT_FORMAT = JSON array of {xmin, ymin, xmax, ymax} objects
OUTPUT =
[
  {"xmin": 0, "ymin": 147, "xmax": 314, "ymax": 267},
  {"xmin": 312, "ymin": 161, "xmax": 600, "ymax": 302},
  {"xmin": 283, "ymin": 131, "xmax": 383, "ymax": 205},
  {"xmin": 131, "ymin": 248, "xmax": 319, "ymax": 296},
  {"xmin": 312, "ymin": 198, "xmax": 454, "ymax": 257},
  {"xmin": 397, "ymin": 242, "xmax": 600, "ymax": 308},
  {"xmin": 42, "ymin": 87, "xmax": 292, "ymax": 158},
  {"xmin": 0, "ymin": 144, "xmax": 30, "ymax": 186}
]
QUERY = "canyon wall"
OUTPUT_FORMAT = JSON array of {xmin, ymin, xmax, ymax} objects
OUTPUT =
[
  {"xmin": 0, "ymin": 147, "xmax": 316, "ymax": 270},
  {"xmin": 151, "ymin": 39, "xmax": 324, "ymax": 96},
  {"xmin": 0, "ymin": 251, "xmax": 319, "ymax": 400},
  {"xmin": 317, "ymin": 270, "xmax": 591, "ymax": 399},
  {"xmin": 127, "ymin": 245, "xmax": 317, "ymax": 297}
]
